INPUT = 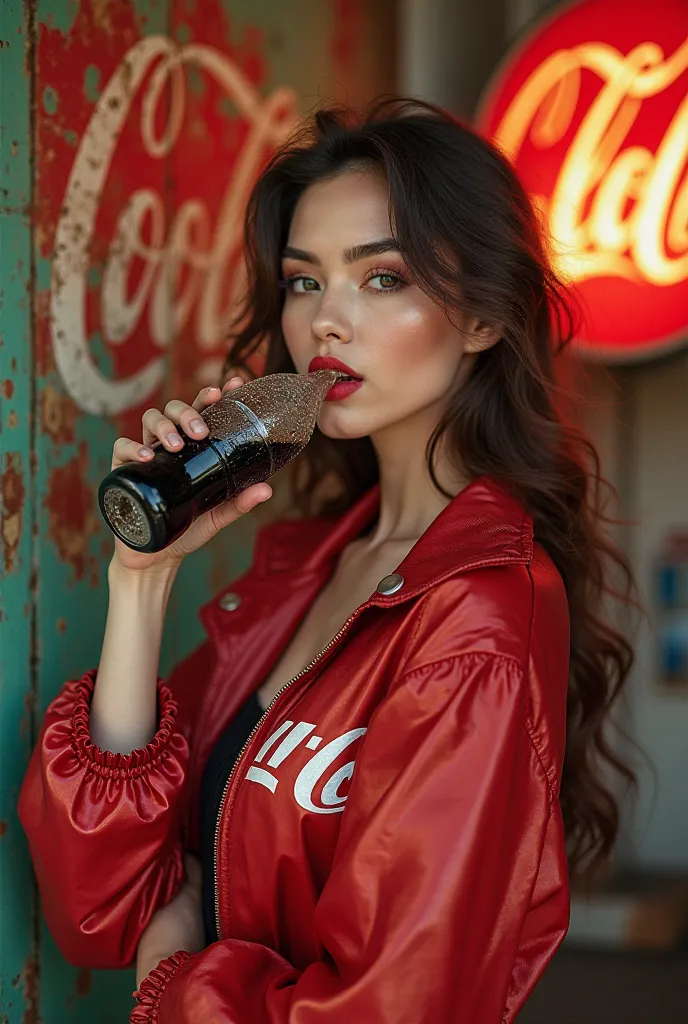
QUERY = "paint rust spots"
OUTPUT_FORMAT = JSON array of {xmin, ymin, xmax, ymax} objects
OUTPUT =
[
  {"xmin": 2, "ymin": 379, "xmax": 14, "ymax": 399},
  {"xmin": 44, "ymin": 444, "xmax": 98, "ymax": 581},
  {"xmin": 0, "ymin": 820, "xmax": 7, "ymax": 837},
  {"xmin": 20, "ymin": 690, "xmax": 35, "ymax": 740},
  {"xmin": 74, "ymin": 967, "xmax": 91, "ymax": 997},
  {"xmin": 34, "ymin": 296, "xmax": 56, "ymax": 377},
  {"xmin": 1, "ymin": 453, "xmax": 26, "ymax": 573},
  {"xmin": 91, "ymin": 0, "xmax": 114, "ymax": 35},
  {"xmin": 22, "ymin": 954, "xmax": 39, "ymax": 1024},
  {"xmin": 8, "ymin": 410, "xmax": 18, "ymax": 429},
  {"xmin": 39, "ymin": 384, "xmax": 78, "ymax": 444}
]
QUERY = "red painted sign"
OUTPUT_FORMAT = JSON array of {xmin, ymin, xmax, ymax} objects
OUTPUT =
[
  {"xmin": 477, "ymin": 0, "xmax": 688, "ymax": 360},
  {"xmin": 36, "ymin": 1, "xmax": 298, "ymax": 439}
]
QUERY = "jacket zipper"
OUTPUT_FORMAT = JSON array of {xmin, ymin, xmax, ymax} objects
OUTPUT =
[{"xmin": 213, "ymin": 609, "xmax": 361, "ymax": 940}]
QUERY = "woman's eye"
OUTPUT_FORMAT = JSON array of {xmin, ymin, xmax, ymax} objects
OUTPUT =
[
  {"xmin": 367, "ymin": 273, "xmax": 403, "ymax": 291},
  {"xmin": 287, "ymin": 276, "xmax": 320, "ymax": 293}
]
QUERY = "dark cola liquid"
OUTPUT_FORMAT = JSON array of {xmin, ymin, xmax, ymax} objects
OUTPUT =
[{"xmin": 221, "ymin": 438, "xmax": 305, "ymax": 494}]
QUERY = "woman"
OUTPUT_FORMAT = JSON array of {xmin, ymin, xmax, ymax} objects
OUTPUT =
[{"xmin": 20, "ymin": 99, "xmax": 635, "ymax": 1023}]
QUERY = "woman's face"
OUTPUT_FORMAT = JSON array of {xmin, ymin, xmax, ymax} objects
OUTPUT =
[{"xmin": 280, "ymin": 167, "xmax": 483, "ymax": 442}]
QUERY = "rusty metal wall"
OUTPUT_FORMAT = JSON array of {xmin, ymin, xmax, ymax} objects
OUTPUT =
[{"xmin": 0, "ymin": 1, "xmax": 395, "ymax": 1019}]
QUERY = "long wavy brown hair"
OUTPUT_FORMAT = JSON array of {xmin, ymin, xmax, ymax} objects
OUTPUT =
[{"xmin": 223, "ymin": 97, "xmax": 637, "ymax": 880}]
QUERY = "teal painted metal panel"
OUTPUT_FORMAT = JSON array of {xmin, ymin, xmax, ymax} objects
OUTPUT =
[
  {"xmin": 1, "ymin": 1, "xmax": 395, "ymax": 1019},
  {"xmin": 0, "ymin": 4, "xmax": 40, "ymax": 1021}
]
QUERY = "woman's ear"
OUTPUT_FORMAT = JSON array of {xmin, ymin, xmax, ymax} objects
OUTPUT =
[{"xmin": 463, "ymin": 319, "xmax": 501, "ymax": 355}]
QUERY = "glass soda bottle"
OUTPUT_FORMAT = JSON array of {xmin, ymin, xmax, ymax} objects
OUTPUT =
[{"xmin": 98, "ymin": 370, "xmax": 341, "ymax": 552}]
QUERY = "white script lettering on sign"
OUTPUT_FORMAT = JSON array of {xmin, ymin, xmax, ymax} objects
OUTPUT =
[{"xmin": 51, "ymin": 35, "xmax": 298, "ymax": 416}]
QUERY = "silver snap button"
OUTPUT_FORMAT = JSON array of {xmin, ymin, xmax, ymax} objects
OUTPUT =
[
  {"xmin": 376, "ymin": 573, "xmax": 404, "ymax": 596},
  {"xmin": 219, "ymin": 592, "xmax": 242, "ymax": 612}
]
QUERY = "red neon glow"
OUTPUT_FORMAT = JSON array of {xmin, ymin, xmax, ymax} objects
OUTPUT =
[{"xmin": 477, "ymin": 0, "xmax": 688, "ymax": 359}]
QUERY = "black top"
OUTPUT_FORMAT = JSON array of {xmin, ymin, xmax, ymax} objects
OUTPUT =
[{"xmin": 200, "ymin": 693, "xmax": 265, "ymax": 945}]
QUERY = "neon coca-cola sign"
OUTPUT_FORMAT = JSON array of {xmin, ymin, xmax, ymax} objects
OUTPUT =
[
  {"xmin": 50, "ymin": 35, "xmax": 297, "ymax": 415},
  {"xmin": 477, "ymin": 0, "xmax": 688, "ymax": 359}
]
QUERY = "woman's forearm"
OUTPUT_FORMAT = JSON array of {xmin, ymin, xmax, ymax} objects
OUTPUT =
[{"xmin": 90, "ymin": 559, "xmax": 180, "ymax": 754}]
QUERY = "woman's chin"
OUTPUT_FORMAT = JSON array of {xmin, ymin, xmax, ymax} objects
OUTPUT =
[{"xmin": 316, "ymin": 410, "xmax": 370, "ymax": 442}]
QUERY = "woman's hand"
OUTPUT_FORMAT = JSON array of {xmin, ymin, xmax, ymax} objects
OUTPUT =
[
  {"xmin": 110, "ymin": 376, "xmax": 272, "ymax": 578},
  {"xmin": 135, "ymin": 855, "xmax": 205, "ymax": 987}
]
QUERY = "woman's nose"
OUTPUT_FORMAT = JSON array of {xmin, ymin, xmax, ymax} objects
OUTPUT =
[{"xmin": 311, "ymin": 296, "xmax": 353, "ymax": 344}]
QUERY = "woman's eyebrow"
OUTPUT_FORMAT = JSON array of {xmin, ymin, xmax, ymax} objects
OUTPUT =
[{"xmin": 281, "ymin": 238, "xmax": 402, "ymax": 266}]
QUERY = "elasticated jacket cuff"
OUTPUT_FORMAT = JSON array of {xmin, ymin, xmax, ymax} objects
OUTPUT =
[
  {"xmin": 71, "ymin": 670, "xmax": 181, "ymax": 779},
  {"xmin": 130, "ymin": 952, "xmax": 191, "ymax": 1022}
]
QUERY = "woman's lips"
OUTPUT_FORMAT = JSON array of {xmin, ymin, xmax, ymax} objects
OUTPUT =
[
  {"xmin": 308, "ymin": 356, "xmax": 362, "ymax": 379},
  {"xmin": 325, "ymin": 378, "xmax": 364, "ymax": 401}
]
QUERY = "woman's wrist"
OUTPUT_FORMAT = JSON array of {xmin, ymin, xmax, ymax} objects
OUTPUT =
[{"xmin": 108, "ymin": 555, "xmax": 181, "ymax": 597}]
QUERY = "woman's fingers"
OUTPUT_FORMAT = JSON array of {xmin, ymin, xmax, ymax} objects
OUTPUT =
[
  {"xmin": 163, "ymin": 399, "xmax": 208, "ymax": 441},
  {"xmin": 191, "ymin": 376, "xmax": 245, "ymax": 412},
  {"xmin": 113, "ymin": 378, "xmax": 247, "ymax": 469},
  {"xmin": 191, "ymin": 385, "xmax": 223, "ymax": 413},
  {"xmin": 207, "ymin": 483, "xmax": 272, "ymax": 534},
  {"xmin": 165, "ymin": 481, "xmax": 272, "ymax": 560},
  {"xmin": 141, "ymin": 408, "xmax": 185, "ymax": 451},
  {"xmin": 231, "ymin": 482, "xmax": 272, "ymax": 515},
  {"xmin": 111, "ymin": 437, "xmax": 155, "ymax": 470}
]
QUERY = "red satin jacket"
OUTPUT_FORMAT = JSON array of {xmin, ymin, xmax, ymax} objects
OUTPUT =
[{"xmin": 19, "ymin": 477, "xmax": 570, "ymax": 1023}]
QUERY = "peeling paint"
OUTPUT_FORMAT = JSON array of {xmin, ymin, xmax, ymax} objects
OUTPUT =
[
  {"xmin": 39, "ymin": 384, "xmax": 78, "ymax": 445},
  {"xmin": 43, "ymin": 445, "xmax": 97, "ymax": 581},
  {"xmin": 22, "ymin": 954, "xmax": 39, "ymax": 1024},
  {"xmin": 2, "ymin": 378, "xmax": 14, "ymax": 399},
  {"xmin": 91, "ymin": 0, "xmax": 115, "ymax": 35},
  {"xmin": 83, "ymin": 65, "xmax": 101, "ymax": 103},
  {"xmin": 34, "ymin": 295, "xmax": 56, "ymax": 377},
  {"xmin": 1, "ymin": 453, "xmax": 26, "ymax": 573},
  {"xmin": 20, "ymin": 691, "xmax": 35, "ymax": 740}
]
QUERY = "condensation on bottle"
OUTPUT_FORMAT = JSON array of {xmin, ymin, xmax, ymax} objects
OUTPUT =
[{"xmin": 98, "ymin": 370, "xmax": 341, "ymax": 553}]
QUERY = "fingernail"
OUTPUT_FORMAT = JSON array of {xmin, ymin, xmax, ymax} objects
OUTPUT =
[
  {"xmin": 139, "ymin": 447, "xmax": 153, "ymax": 457},
  {"xmin": 190, "ymin": 419, "xmax": 206, "ymax": 434},
  {"xmin": 167, "ymin": 432, "xmax": 182, "ymax": 447}
]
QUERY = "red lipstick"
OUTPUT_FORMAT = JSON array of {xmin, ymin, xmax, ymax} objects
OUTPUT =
[
  {"xmin": 324, "ymin": 378, "xmax": 363, "ymax": 402},
  {"xmin": 308, "ymin": 356, "xmax": 363, "ymax": 380},
  {"xmin": 308, "ymin": 356, "xmax": 364, "ymax": 402}
]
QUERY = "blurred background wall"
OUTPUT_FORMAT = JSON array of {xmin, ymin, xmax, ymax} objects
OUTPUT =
[
  {"xmin": 400, "ymin": 0, "xmax": 688, "ymax": 877},
  {"xmin": 1, "ymin": 1, "xmax": 686, "ymax": 1020}
]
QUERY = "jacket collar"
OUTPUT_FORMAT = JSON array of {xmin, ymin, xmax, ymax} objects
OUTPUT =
[{"xmin": 209, "ymin": 475, "xmax": 533, "ymax": 611}]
